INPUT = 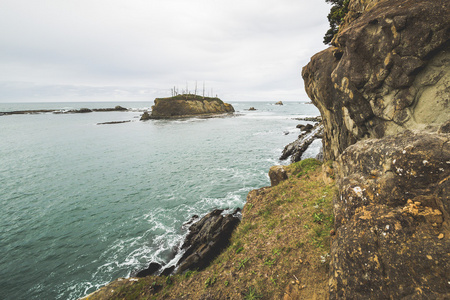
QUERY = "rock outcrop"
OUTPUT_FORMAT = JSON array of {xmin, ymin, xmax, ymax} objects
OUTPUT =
[
  {"xmin": 147, "ymin": 95, "xmax": 235, "ymax": 119},
  {"xmin": 176, "ymin": 208, "xmax": 241, "ymax": 274},
  {"xmin": 303, "ymin": 0, "xmax": 450, "ymax": 161},
  {"xmin": 302, "ymin": 0, "xmax": 450, "ymax": 298},
  {"xmin": 280, "ymin": 122, "xmax": 324, "ymax": 162},
  {"xmin": 132, "ymin": 208, "xmax": 241, "ymax": 277},
  {"xmin": 331, "ymin": 130, "xmax": 449, "ymax": 299},
  {"xmin": 268, "ymin": 165, "xmax": 288, "ymax": 186}
]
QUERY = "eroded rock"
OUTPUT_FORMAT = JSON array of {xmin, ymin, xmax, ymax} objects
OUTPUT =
[
  {"xmin": 303, "ymin": 0, "xmax": 450, "ymax": 160},
  {"xmin": 175, "ymin": 208, "xmax": 241, "ymax": 274},
  {"xmin": 330, "ymin": 130, "xmax": 450, "ymax": 299}
]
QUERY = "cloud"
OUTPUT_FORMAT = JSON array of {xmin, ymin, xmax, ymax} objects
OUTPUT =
[{"xmin": 0, "ymin": 0, "xmax": 330, "ymax": 102}]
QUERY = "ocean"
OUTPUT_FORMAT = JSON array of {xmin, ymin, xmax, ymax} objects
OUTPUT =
[{"xmin": 0, "ymin": 101, "xmax": 320, "ymax": 299}]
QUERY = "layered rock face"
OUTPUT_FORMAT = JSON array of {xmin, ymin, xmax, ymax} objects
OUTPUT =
[
  {"xmin": 149, "ymin": 96, "xmax": 235, "ymax": 119},
  {"xmin": 303, "ymin": 0, "xmax": 450, "ymax": 160},
  {"xmin": 303, "ymin": 0, "xmax": 450, "ymax": 298}
]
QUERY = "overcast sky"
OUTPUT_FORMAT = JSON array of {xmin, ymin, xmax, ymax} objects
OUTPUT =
[{"xmin": 0, "ymin": 0, "xmax": 331, "ymax": 103}]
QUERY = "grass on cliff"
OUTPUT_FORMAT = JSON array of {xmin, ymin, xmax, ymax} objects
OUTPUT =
[{"xmin": 85, "ymin": 159, "xmax": 335, "ymax": 300}]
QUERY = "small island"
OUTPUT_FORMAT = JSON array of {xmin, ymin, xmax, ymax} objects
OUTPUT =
[{"xmin": 141, "ymin": 94, "xmax": 235, "ymax": 120}]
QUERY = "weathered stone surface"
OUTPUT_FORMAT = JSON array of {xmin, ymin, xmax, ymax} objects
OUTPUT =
[
  {"xmin": 330, "ymin": 130, "xmax": 450, "ymax": 299},
  {"xmin": 303, "ymin": 0, "xmax": 450, "ymax": 160},
  {"xmin": 149, "ymin": 96, "xmax": 234, "ymax": 119},
  {"xmin": 175, "ymin": 208, "xmax": 241, "ymax": 274},
  {"xmin": 268, "ymin": 165, "xmax": 288, "ymax": 186}
]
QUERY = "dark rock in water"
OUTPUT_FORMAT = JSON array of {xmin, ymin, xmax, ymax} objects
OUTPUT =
[
  {"xmin": 304, "ymin": 124, "xmax": 314, "ymax": 132},
  {"xmin": 182, "ymin": 214, "xmax": 199, "ymax": 229},
  {"xmin": 268, "ymin": 165, "xmax": 288, "ymax": 186},
  {"xmin": 248, "ymin": 107, "xmax": 256, "ymax": 111},
  {"xmin": 134, "ymin": 262, "xmax": 162, "ymax": 278},
  {"xmin": 75, "ymin": 108, "xmax": 93, "ymax": 113},
  {"xmin": 140, "ymin": 111, "xmax": 151, "ymax": 121},
  {"xmin": 175, "ymin": 208, "xmax": 241, "ymax": 274},
  {"xmin": 331, "ymin": 130, "xmax": 450, "ymax": 299},
  {"xmin": 96, "ymin": 120, "xmax": 131, "ymax": 125},
  {"xmin": 160, "ymin": 266, "xmax": 175, "ymax": 276},
  {"xmin": 114, "ymin": 105, "xmax": 127, "ymax": 111},
  {"xmin": 275, "ymin": 101, "xmax": 283, "ymax": 105},
  {"xmin": 294, "ymin": 116, "xmax": 322, "ymax": 122},
  {"xmin": 296, "ymin": 123, "xmax": 314, "ymax": 133},
  {"xmin": 280, "ymin": 123, "xmax": 324, "ymax": 162}
]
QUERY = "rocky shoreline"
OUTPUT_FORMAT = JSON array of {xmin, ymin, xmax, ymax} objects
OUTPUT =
[
  {"xmin": 0, "ymin": 105, "xmax": 128, "ymax": 116},
  {"xmin": 133, "ymin": 209, "xmax": 241, "ymax": 278},
  {"xmin": 81, "ymin": 0, "xmax": 449, "ymax": 298}
]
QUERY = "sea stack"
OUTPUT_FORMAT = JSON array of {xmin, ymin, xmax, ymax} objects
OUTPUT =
[{"xmin": 145, "ymin": 94, "xmax": 235, "ymax": 119}]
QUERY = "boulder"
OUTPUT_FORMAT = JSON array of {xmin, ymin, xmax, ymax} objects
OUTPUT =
[
  {"xmin": 275, "ymin": 101, "xmax": 283, "ymax": 105},
  {"xmin": 302, "ymin": 0, "xmax": 450, "ymax": 160},
  {"xmin": 268, "ymin": 165, "xmax": 288, "ymax": 186},
  {"xmin": 330, "ymin": 130, "xmax": 450, "ymax": 299},
  {"xmin": 248, "ymin": 107, "xmax": 256, "ymax": 111}
]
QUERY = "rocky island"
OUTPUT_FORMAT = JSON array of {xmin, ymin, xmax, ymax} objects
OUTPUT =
[
  {"xmin": 83, "ymin": 0, "xmax": 449, "ymax": 298},
  {"xmin": 140, "ymin": 94, "xmax": 235, "ymax": 120}
]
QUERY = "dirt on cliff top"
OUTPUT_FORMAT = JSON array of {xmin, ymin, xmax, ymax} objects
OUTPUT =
[{"xmin": 83, "ymin": 159, "xmax": 335, "ymax": 300}]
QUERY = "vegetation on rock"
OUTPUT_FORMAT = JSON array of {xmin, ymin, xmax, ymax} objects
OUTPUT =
[
  {"xmin": 82, "ymin": 159, "xmax": 335, "ymax": 299},
  {"xmin": 323, "ymin": 0, "xmax": 349, "ymax": 45}
]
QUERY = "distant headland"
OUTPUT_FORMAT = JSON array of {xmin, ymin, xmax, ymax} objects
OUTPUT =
[{"xmin": 140, "ymin": 94, "xmax": 235, "ymax": 120}]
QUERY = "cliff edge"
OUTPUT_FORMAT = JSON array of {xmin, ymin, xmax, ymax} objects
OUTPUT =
[
  {"xmin": 303, "ymin": 0, "xmax": 449, "ymax": 161},
  {"xmin": 304, "ymin": 0, "xmax": 449, "ymax": 298},
  {"xmin": 143, "ymin": 95, "xmax": 235, "ymax": 120}
]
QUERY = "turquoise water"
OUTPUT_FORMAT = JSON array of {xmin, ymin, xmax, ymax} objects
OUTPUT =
[{"xmin": 0, "ymin": 101, "xmax": 319, "ymax": 299}]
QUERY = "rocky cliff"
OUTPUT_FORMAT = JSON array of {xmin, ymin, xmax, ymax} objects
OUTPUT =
[
  {"xmin": 304, "ymin": 0, "xmax": 450, "ymax": 298},
  {"xmin": 146, "ymin": 95, "xmax": 235, "ymax": 119},
  {"xmin": 303, "ymin": 0, "xmax": 449, "ymax": 161}
]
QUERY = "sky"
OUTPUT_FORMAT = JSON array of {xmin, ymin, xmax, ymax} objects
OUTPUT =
[{"xmin": 0, "ymin": 0, "xmax": 331, "ymax": 103}]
